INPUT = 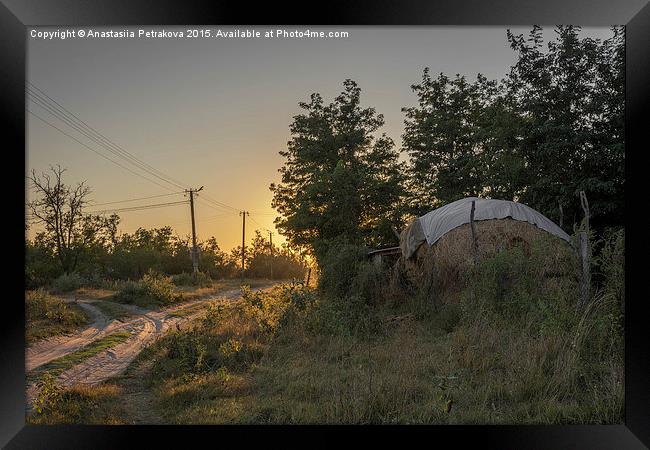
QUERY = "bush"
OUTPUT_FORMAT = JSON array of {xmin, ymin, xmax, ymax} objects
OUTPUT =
[
  {"xmin": 171, "ymin": 272, "xmax": 212, "ymax": 288},
  {"xmin": 51, "ymin": 273, "xmax": 87, "ymax": 293},
  {"xmin": 114, "ymin": 270, "xmax": 180, "ymax": 307},
  {"xmin": 594, "ymin": 228, "xmax": 624, "ymax": 306},
  {"xmin": 26, "ymin": 289, "xmax": 85, "ymax": 324},
  {"xmin": 33, "ymin": 372, "xmax": 63, "ymax": 415},
  {"xmin": 318, "ymin": 241, "xmax": 369, "ymax": 299},
  {"xmin": 460, "ymin": 240, "xmax": 579, "ymax": 330},
  {"xmin": 26, "ymin": 289, "xmax": 88, "ymax": 343}
]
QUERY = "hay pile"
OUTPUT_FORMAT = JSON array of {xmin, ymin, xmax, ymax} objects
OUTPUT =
[{"xmin": 400, "ymin": 218, "xmax": 576, "ymax": 302}]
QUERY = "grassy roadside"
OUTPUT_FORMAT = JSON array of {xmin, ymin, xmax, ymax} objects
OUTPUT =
[
  {"xmin": 111, "ymin": 273, "xmax": 278, "ymax": 309},
  {"xmin": 27, "ymin": 382, "xmax": 128, "ymax": 425},
  {"xmin": 119, "ymin": 236, "xmax": 623, "ymax": 425},
  {"xmin": 26, "ymin": 290, "xmax": 89, "ymax": 346},
  {"xmin": 29, "ymin": 270, "xmax": 623, "ymax": 424}
]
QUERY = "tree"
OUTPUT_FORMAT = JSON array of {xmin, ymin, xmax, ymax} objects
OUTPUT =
[
  {"xmin": 404, "ymin": 26, "xmax": 624, "ymax": 231},
  {"xmin": 403, "ymin": 70, "xmax": 493, "ymax": 214},
  {"xmin": 271, "ymin": 80, "xmax": 406, "ymax": 264},
  {"xmin": 506, "ymin": 26, "xmax": 624, "ymax": 228},
  {"xmin": 27, "ymin": 166, "xmax": 118, "ymax": 274}
]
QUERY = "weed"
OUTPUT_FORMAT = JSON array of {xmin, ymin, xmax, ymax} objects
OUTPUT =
[{"xmin": 26, "ymin": 289, "xmax": 88, "ymax": 344}]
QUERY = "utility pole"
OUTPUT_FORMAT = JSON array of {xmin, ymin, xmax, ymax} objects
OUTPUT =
[
  {"xmin": 240, "ymin": 211, "xmax": 249, "ymax": 281},
  {"xmin": 269, "ymin": 231, "xmax": 274, "ymax": 279},
  {"xmin": 186, "ymin": 186, "xmax": 204, "ymax": 275}
]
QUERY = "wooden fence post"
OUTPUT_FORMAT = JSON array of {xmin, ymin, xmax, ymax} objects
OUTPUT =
[
  {"xmin": 305, "ymin": 267, "xmax": 312, "ymax": 287},
  {"xmin": 578, "ymin": 191, "xmax": 591, "ymax": 304},
  {"xmin": 470, "ymin": 200, "xmax": 479, "ymax": 265}
]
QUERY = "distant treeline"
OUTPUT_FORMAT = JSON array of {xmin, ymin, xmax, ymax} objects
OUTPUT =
[{"xmin": 26, "ymin": 208, "xmax": 307, "ymax": 288}]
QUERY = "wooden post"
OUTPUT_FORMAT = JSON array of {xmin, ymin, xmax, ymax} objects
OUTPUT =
[
  {"xmin": 391, "ymin": 226, "xmax": 401, "ymax": 241},
  {"xmin": 578, "ymin": 191, "xmax": 591, "ymax": 304},
  {"xmin": 579, "ymin": 231, "xmax": 591, "ymax": 304},
  {"xmin": 305, "ymin": 267, "xmax": 311, "ymax": 287},
  {"xmin": 470, "ymin": 200, "xmax": 479, "ymax": 265},
  {"xmin": 579, "ymin": 191, "xmax": 590, "ymax": 233}
]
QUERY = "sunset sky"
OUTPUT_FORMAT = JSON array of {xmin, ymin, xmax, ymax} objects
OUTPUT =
[{"xmin": 26, "ymin": 26, "xmax": 612, "ymax": 251}]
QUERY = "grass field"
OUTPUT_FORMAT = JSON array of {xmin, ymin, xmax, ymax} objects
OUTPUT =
[{"xmin": 27, "ymin": 240, "xmax": 623, "ymax": 425}]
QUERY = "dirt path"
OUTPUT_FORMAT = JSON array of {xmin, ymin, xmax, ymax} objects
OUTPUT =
[
  {"xmin": 26, "ymin": 284, "xmax": 274, "ymax": 410},
  {"xmin": 26, "ymin": 302, "xmax": 111, "ymax": 372},
  {"xmin": 117, "ymin": 358, "xmax": 164, "ymax": 424}
]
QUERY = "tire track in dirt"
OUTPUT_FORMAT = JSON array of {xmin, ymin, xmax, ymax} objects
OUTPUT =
[
  {"xmin": 26, "ymin": 284, "xmax": 275, "ymax": 410},
  {"xmin": 26, "ymin": 301, "xmax": 113, "ymax": 372}
]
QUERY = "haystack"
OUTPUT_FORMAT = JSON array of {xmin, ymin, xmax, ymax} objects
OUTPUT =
[{"xmin": 398, "ymin": 197, "xmax": 575, "ymax": 300}]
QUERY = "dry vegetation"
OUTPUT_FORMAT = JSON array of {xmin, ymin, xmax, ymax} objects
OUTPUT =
[
  {"xmin": 29, "ymin": 230, "xmax": 623, "ymax": 425},
  {"xmin": 25, "ymin": 289, "xmax": 89, "ymax": 345},
  {"xmin": 403, "ymin": 219, "xmax": 576, "ymax": 304}
]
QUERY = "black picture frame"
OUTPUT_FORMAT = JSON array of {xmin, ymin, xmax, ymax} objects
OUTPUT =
[{"xmin": 1, "ymin": 0, "xmax": 648, "ymax": 447}]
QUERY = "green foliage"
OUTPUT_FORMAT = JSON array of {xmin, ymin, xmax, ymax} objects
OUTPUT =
[
  {"xmin": 33, "ymin": 372, "xmax": 63, "ymax": 415},
  {"xmin": 26, "ymin": 289, "xmax": 88, "ymax": 343},
  {"xmin": 506, "ymin": 26, "xmax": 624, "ymax": 228},
  {"xmin": 594, "ymin": 228, "xmax": 624, "ymax": 306},
  {"xmin": 171, "ymin": 272, "xmax": 213, "ymax": 288},
  {"xmin": 51, "ymin": 272, "xmax": 87, "ymax": 293},
  {"xmin": 404, "ymin": 26, "xmax": 624, "ymax": 229},
  {"xmin": 403, "ymin": 71, "xmax": 519, "ymax": 213},
  {"xmin": 28, "ymin": 383, "xmax": 126, "ymax": 425},
  {"xmin": 240, "ymin": 282, "xmax": 316, "ymax": 337},
  {"xmin": 270, "ymin": 79, "xmax": 407, "ymax": 265},
  {"xmin": 114, "ymin": 270, "xmax": 180, "ymax": 307},
  {"xmin": 243, "ymin": 230, "xmax": 308, "ymax": 280},
  {"xmin": 460, "ymin": 241, "xmax": 579, "ymax": 333}
]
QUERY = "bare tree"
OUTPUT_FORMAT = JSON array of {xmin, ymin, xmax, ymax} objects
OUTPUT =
[{"xmin": 27, "ymin": 165, "xmax": 91, "ymax": 274}]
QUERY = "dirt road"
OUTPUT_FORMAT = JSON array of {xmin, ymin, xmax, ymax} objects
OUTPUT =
[{"xmin": 26, "ymin": 285, "xmax": 272, "ymax": 408}]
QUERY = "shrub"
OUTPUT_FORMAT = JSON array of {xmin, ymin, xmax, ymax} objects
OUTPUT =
[
  {"xmin": 33, "ymin": 372, "xmax": 63, "ymax": 415},
  {"xmin": 26, "ymin": 289, "xmax": 87, "ymax": 327},
  {"xmin": 318, "ymin": 241, "xmax": 369, "ymax": 299},
  {"xmin": 456, "ymin": 239, "xmax": 580, "ymax": 338},
  {"xmin": 114, "ymin": 270, "xmax": 180, "ymax": 307},
  {"xmin": 594, "ymin": 228, "xmax": 624, "ymax": 306},
  {"xmin": 51, "ymin": 273, "xmax": 87, "ymax": 293},
  {"xmin": 171, "ymin": 272, "xmax": 212, "ymax": 288}
]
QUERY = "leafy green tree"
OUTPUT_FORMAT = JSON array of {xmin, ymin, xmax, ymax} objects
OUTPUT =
[
  {"xmin": 404, "ymin": 26, "xmax": 624, "ymax": 232},
  {"xmin": 199, "ymin": 237, "xmax": 236, "ymax": 279},
  {"xmin": 271, "ymin": 80, "xmax": 406, "ymax": 264},
  {"xmin": 403, "ymin": 71, "xmax": 494, "ymax": 213},
  {"xmin": 246, "ymin": 230, "xmax": 307, "ymax": 279},
  {"xmin": 506, "ymin": 26, "xmax": 624, "ymax": 228}
]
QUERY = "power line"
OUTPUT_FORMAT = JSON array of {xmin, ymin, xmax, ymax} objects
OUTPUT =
[
  {"xmin": 248, "ymin": 215, "xmax": 264, "ymax": 229},
  {"xmin": 27, "ymin": 109, "xmax": 178, "ymax": 193},
  {"xmin": 89, "ymin": 191, "xmax": 184, "ymax": 206},
  {"xmin": 26, "ymin": 88, "xmax": 188, "ymax": 192},
  {"xmin": 27, "ymin": 83, "xmax": 190, "ymax": 191},
  {"xmin": 196, "ymin": 197, "xmax": 240, "ymax": 215},
  {"xmin": 199, "ymin": 194, "xmax": 239, "ymax": 212},
  {"xmin": 87, "ymin": 200, "xmax": 188, "ymax": 214},
  {"xmin": 27, "ymin": 83, "xmax": 251, "ymax": 221}
]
